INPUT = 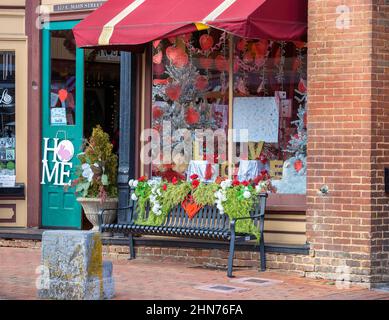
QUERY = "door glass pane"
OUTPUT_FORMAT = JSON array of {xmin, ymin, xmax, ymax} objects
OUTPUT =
[
  {"xmin": 50, "ymin": 30, "xmax": 76, "ymax": 126},
  {"xmin": 0, "ymin": 51, "xmax": 16, "ymax": 187}
]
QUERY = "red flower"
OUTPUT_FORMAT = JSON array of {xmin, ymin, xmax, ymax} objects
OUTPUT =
[
  {"xmin": 162, "ymin": 184, "xmax": 167, "ymax": 191},
  {"xmin": 242, "ymin": 180, "xmax": 250, "ymax": 187},
  {"xmin": 232, "ymin": 180, "xmax": 240, "ymax": 187},
  {"xmin": 192, "ymin": 180, "xmax": 200, "ymax": 189},
  {"xmin": 138, "ymin": 176, "xmax": 147, "ymax": 182},
  {"xmin": 190, "ymin": 174, "xmax": 199, "ymax": 180},
  {"xmin": 172, "ymin": 177, "xmax": 178, "ymax": 185}
]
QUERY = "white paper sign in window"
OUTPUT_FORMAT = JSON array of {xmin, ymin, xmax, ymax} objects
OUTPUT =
[{"xmin": 233, "ymin": 97, "xmax": 279, "ymax": 143}]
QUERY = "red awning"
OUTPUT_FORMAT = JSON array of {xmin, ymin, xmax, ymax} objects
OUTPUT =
[{"xmin": 73, "ymin": 0, "xmax": 307, "ymax": 49}]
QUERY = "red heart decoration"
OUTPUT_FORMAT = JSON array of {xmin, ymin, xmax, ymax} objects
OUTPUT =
[
  {"xmin": 294, "ymin": 159, "xmax": 303, "ymax": 173},
  {"xmin": 199, "ymin": 34, "xmax": 214, "ymax": 51},
  {"xmin": 153, "ymin": 51, "xmax": 163, "ymax": 64},
  {"xmin": 172, "ymin": 52, "xmax": 188, "ymax": 68},
  {"xmin": 253, "ymin": 39, "xmax": 269, "ymax": 57},
  {"xmin": 58, "ymin": 89, "xmax": 68, "ymax": 103},
  {"xmin": 182, "ymin": 196, "xmax": 203, "ymax": 219},
  {"xmin": 298, "ymin": 78, "xmax": 307, "ymax": 93},
  {"xmin": 294, "ymin": 41, "xmax": 306, "ymax": 49},
  {"xmin": 237, "ymin": 39, "xmax": 247, "ymax": 52},
  {"xmin": 185, "ymin": 107, "xmax": 200, "ymax": 125},
  {"xmin": 152, "ymin": 106, "xmax": 163, "ymax": 119},
  {"xmin": 166, "ymin": 46, "xmax": 178, "ymax": 61},
  {"xmin": 199, "ymin": 56, "xmax": 213, "ymax": 70},
  {"xmin": 165, "ymin": 84, "xmax": 181, "ymax": 101},
  {"xmin": 153, "ymin": 40, "xmax": 161, "ymax": 48},
  {"xmin": 215, "ymin": 55, "xmax": 228, "ymax": 72},
  {"xmin": 195, "ymin": 75, "xmax": 208, "ymax": 91}
]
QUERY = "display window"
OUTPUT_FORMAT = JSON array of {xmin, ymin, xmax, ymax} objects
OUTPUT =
[
  {"xmin": 148, "ymin": 31, "xmax": 307, "ymax": 195},
  {"xmin": 0, "ymin": 51, "xmax": 16, "ymax": 187}
]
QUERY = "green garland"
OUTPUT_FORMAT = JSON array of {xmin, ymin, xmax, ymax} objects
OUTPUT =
[{"xmin": 132, "ymin": 178, "xmax": 266, "ymax": 240}]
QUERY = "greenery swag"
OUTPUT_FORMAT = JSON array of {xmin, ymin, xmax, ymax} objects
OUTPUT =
[{"xmin": 129, "ymin": 175, "xmax": 271, "ymax": 240}]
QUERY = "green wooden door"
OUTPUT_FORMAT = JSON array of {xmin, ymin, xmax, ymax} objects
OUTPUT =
[{"xmin": 41, "ymin": 21, "xmax": 84, "ymax": 229}]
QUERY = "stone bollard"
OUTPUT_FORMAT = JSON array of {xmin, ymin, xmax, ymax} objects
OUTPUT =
[{"xmin": 38, "ymin": 230, "xmax": 115, "ymax": 300}]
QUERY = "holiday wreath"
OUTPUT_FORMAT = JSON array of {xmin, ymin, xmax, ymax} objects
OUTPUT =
[{"xmin": 128, "ymin": 175, "xmax": 272, "ymax": 240}]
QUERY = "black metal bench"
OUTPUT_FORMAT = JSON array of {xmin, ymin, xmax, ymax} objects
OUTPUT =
[{"xmin": 99, "ymin": 188, "xmax": 268, "ymax": 277}]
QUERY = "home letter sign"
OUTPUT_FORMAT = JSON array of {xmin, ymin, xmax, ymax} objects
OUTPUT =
[{"xmin": 41, "ymin": 138, "xmax": 74, "ymax": 186}]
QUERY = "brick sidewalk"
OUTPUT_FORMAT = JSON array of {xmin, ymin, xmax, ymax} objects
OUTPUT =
[{"xmin": 0, "ymin": 247, "xmax": 388, "ymax": 300}]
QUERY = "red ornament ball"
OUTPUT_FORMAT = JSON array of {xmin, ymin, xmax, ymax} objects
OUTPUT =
[{"xmin": 185, "ymin": 107, "xmax": 200, "ymax": 125}]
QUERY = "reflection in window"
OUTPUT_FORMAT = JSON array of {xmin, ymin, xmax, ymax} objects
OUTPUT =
[
  {"xmin": 50, "ymin": 30, "xmax": 76, "ymax": 126},
  {"xmin": 0, "ymin": 51, "xmax": 16, "ymax": 187}
]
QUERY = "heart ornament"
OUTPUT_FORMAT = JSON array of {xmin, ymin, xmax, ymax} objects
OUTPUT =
[
  {"xmin": 182, "ymin": 196, "xmax": 203, "ymax": 219},
  {"xmin": 294, "ymin": 159, "xmax": 303, "ymax": 173}
]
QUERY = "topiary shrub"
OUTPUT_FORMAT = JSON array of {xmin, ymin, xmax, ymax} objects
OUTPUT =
[{"xmin": 72, "ymin": 125, "xmax": 118, "ymax": 201}]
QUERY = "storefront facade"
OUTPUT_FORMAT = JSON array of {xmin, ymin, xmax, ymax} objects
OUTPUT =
[{"xmin": 0, "ymin": 0, "xmax": 387, "ymax": 287}]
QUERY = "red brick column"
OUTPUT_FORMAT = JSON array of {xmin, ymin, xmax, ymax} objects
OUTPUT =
[
  {"xmin": 307, "ymin": 0, "xmax": 388, "ymax": 287},
  {"xmin": 371, "ymin": 1, "xmax": 389, "ymax": 285}
]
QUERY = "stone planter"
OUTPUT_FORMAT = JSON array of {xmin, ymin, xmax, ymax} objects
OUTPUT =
[{"xmin": 77, "ymin": 198, "xmax": 118, "ymax": 236}]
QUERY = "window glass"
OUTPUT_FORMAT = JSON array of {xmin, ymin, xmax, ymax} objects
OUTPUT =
[
  {"xmin": 50, "ymin": 30, "xmax": 76, "ymax": 126},
  {"xmin": 151, "ymin": 30, "xmax": 230, "ymax": 181},
  {"xmin": 148, "ymin": 31, "xmax": 308, "ymax": 194},
  {"xmin": 232, "ymin": 39, "xmax": 307, "ymax": 194},
  {"xmin": 0, "ymin": 51, "xmax": 16, "ymax": 187}
]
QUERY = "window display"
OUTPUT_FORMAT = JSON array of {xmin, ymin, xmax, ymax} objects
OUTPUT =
[
  {"xmin": 149, "ymin": 31, "xmax": 307, "ymax": 195},
  {"xmin": 151, "ymin": 30, "xmax": 230, "ymax": 181},
  {"xmin": 232, "ymin": 38, "xmax": 307, "ymax": 194},
  {"xmin": 0, "ymin": 51, "xmax": 16, "ymax": 187}
]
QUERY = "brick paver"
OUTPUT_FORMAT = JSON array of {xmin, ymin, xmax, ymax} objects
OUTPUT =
[{"xmin": 0, "ymin": 247, "xmax": 388, "ymax": 300}]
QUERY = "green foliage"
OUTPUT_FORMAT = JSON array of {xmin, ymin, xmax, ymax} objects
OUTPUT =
[
  {"xmin": 223, "ymin": 186, "xmax": 260, "ymax": 240},
  {"xmin": 132, "ymin": 178, "xmax": 262, "ymax": 240},
  {"xmin": 193, "ymin": 183, "xmax": 219, "ymax": 206},
  {"xmin": 74, "ymin": 125, "xmax": 118, "ymax": 199}
]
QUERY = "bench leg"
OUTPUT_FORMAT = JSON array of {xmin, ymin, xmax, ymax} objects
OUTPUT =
[
  {"xmin": 128, "ymin": 234, "xmax": 135, "ymax": 260},
  {"xmin": 227, "ymin": 234, "xmax": 236, "ymax": 278},
  {"xmin": 259, "ymin": 233, "xmax": 266, "ymax": 271}
]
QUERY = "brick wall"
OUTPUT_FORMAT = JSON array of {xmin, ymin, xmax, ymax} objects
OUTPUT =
[
  {"xmin": 371, "ymin": 1, "xmax": 389, "ymax": 284},
  {"xmin": 307, "ymin": 0, "xmax": 388, "ymax": 287}
]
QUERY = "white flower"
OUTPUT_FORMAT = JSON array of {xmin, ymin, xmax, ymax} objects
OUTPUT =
[
  {"xmin": 243, "ymin": 191, "xmax": 251, "ymax": 199},
  {"xmin": 133, "ymin": 180, "xmax": 139, "ymax": 187},
  {"xmin": 155, "ymin": 210, "xmax": 162, "ymax": 216},
  {"xmin": 131, "ymin": 193, "xmax": 138, "ymax": 201},
  {"xmin": 81, "ymin": 163, "xmax": 94, "ymax": 182},
  {"xmin": 93, "ymin": 162, "xmax": 99, "ymax": 168},
  {"xmin": 221, "ymin": 179, "xmax": 232, "ymax": 190},
  {"xmin": 128, "ymin": 179, "xmax": 135, "ymax": 187}
]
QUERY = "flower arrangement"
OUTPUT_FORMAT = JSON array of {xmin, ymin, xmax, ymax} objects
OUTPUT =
[
  {"xmin": 71, "ymin": 125, "xmax": 118, "ymax": 202},
  {"xmin": 128, "ymin": 175, "xmax": 272, "ymax": 239}
]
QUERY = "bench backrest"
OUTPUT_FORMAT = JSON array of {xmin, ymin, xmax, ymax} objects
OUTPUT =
[{"xmin": 127, "ymin": 188, "xmax": 267, "ymax": 231}]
